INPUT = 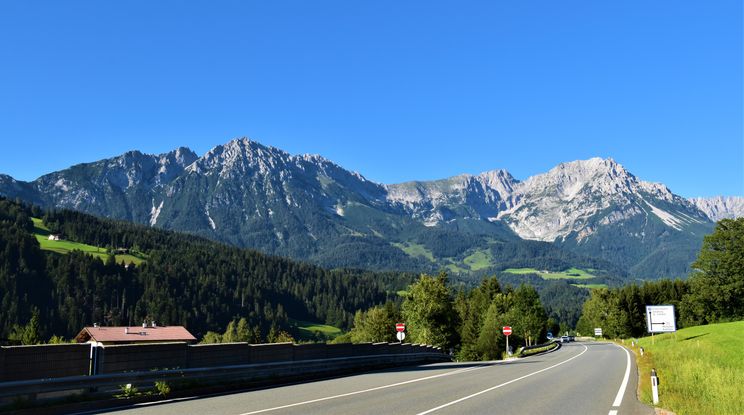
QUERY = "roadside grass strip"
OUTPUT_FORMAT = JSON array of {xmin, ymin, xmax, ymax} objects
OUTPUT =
[
  {"xmin": 518, "ymin": 341, "xmax": 559, "ymax": 357},
  {"xmin": 630, "ymin": 321, "xmax": 744, "ymax": 415}
]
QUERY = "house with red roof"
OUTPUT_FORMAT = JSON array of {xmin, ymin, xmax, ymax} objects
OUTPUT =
[{"xmin": 74, "ymin": 323, "xmax": 197, "ymax": 345}]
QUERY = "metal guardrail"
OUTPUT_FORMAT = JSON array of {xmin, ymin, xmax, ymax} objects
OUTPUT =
[{"xmin": 0, "ymin": 352, "xmax": 450, "ymax": 398}]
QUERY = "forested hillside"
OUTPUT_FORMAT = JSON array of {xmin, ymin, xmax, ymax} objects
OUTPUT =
[
  {"xmin": 0, "ymin": 198, "xmax": 413, "ymax": 343},
  {"xmin": 577, "ymin": 218, "xmax": 744, "ymax": 337}
]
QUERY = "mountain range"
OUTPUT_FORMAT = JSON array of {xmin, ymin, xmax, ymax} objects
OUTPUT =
[{"xmin": 1, "ymin": 137, "xmax": 740, "ymax": 280}]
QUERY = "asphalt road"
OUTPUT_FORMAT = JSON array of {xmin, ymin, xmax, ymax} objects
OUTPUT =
[{"xmin": 95, "ymin": 342, "xmax": 653, "ymax": 415}]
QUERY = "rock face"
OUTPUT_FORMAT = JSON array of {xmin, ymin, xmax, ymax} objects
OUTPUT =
[
  {"xmin": 689, "ymin": 196, "xmax": 744, "ymax": 221},
  {"xmin": 389, "ymin": 157, "xmax": 709, "ymax": 241},
  {"xmin": 0, "ymin": 137, "xmax": 728, "ymax": 278}
]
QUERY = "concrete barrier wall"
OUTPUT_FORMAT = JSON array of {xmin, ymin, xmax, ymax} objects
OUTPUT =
[
  {"xmin": 99, "ymin": 343, "xmax": 188, "ymax": 374},
  {"xmin": 188, "ymin": 343, "xmax": 251, "ymax": 368},
  {"xmin": 293, "ymin": 344, "xmax": 327, "ymax": 361},
  {"xmin": 0, "ymin": 342, "xmax": 444, "ymax": 382},
  {"xmin": 249, "ymin": 343, "xmax": 293, "ymax": 363},
  {"xmin": 0, "ymin": 344, "xmax": 91, "ymax": 381},
  {"xmin": 326, "ymin": 343, "xmax": 354, "ymax": 358}
]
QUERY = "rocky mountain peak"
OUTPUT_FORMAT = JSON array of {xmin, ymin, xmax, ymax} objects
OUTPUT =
[
  {"xmin": 690, "ymin": 196, "xmax": 744, "ymax": 221},
  {"xmin": 188, "ymin": 137, "xmax": 291, "ymax": 177},
  {"xmin": 476, "ymin": 169, "xmax": 518, "ymax": 197}
]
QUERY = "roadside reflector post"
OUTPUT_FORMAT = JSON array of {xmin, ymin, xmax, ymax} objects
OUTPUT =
[
  {"xmin": 651, "ymin": 368, "xmax": 659, "ymax": 404},
  {"xmin": 640, "ymin": 347, "xmax": 644, "ymax": 356}
]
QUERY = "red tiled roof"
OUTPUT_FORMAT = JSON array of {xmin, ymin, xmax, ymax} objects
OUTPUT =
[{"xmin": 76, "ymin": 326, "xmax": 196, "ymax": 343}]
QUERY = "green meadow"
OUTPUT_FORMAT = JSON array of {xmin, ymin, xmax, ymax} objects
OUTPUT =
[
  {"xmin": 503, "ymin": 267, "xmax": 597, "ymax": 280},
  {"xmin": 32, "ymin": 218, "xmax": 145, "ymax": 265},
  {"xmin": 392, "ymin": 242, "xmax": 436, "ymax": 262},
  {"xmin": 571, "ymin": 283, "xmax": 608, "ymax": 289},
  {"xmin": 291, "ymin": 319, "xmax": 343, "ymax": 340},
  {"xmin": 631, "ymin": 321, "xmax": 744, "ymax": 415},
  {"xmin": 463, "ymin": 249, "xmax": 494, "ymax": 271}
]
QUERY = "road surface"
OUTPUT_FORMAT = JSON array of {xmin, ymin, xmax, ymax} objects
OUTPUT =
[{"xmin": 95, "ymin": 342, "xmax": 652, "ymax": 415}]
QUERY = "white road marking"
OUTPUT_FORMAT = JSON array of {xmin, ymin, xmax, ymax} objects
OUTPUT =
[
  {"xmin": 608, "ymin": 410, "xmax": 618, "ymax": 415},
  {"xmin": 415, "ymin": 345, "xmax": 589, "ymax": 415},
  {"xmin": 612, "ymin": 345, "xmax": 632, "ymax": 408},
  {"xmin": 238, "ymin": 363, "xmax": 490, "ymax": 415}
]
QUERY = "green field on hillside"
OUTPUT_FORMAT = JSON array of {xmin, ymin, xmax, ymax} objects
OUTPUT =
[
  {"xmin": 392, "ymin": 242, "xmax": 436, "ymax": 262},
  {"xmin": 291, "ymin": 319, "xmax": 343, "ymax": 340},
  {"xmin": 632, "ymin": 321, "xmax": 744, "ymax": 415},
  {"xmin": 32, "ymin": 218, "xmax": 145, "ymax": 265},
  {"xmin": 503, "ymin": 267, "xmax": 596, "ymax": 280},
  {"xmin": 445, "ymin": 263, "xmax": 469, "ymax": 275},
  {"xmin": 463, "ymin": 249, "xmax": 493, "ymax": 271},
  {"xmin": 571, "ymin": 283, "xmax": 608, "ymax": 289}
]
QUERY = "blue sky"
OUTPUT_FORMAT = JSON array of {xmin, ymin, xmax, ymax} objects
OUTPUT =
[{"xmin": 0, "ymin": 1, "xmax": 741, "ymax": 197}]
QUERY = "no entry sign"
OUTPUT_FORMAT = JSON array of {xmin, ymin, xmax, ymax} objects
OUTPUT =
[
  {"xmin": 502, "ymin": 326, "xmax": 512, "ymax": 336},
  {"xmin": 396, "ymin": 323, "xmax": 406, "ymax": 332}
]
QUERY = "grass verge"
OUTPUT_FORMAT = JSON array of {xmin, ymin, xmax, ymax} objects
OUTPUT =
[
  {"xmin": 625, "ymin": 321, "xmax": 744, "ymax": 415},
  {"xmin": 518, "ymin": 341, "xmax": 559, "ymax": 357}
]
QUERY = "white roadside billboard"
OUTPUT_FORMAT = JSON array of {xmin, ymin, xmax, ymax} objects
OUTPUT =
[{"xmin": 645, "ymin": 305, "xmax": 677, "ymax": 333}]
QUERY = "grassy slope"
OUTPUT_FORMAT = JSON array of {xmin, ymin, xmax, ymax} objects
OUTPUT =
[
  {"xmin": 392, "ymin": 242, "xmax": 436, "ymax": 262},
  {"xmin": 503, "ymin": 267, "xmax": 597, "ymax": 280},
  {"xmin": 290, "ymin": 319, "xmax": 343, "ymax": 340},
  {"xmin": 631, "ymin": 321, "xmax": 744, "ymax": 415},
  {"xmin": 571, "ymin": 283, "xmax": 608, "ymax": 289},
  {"xmin": 463, "ymin": 249, "xmax": 493, "ymax": 271},
  {"xmin": 32, "ymin": 218, "xmax": 145, "ymax": 265}
]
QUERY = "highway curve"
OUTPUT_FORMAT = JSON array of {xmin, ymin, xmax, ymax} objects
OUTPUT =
[{"xmin": 95, "ymin": 342, "xmax": 653, "ymax": 415}]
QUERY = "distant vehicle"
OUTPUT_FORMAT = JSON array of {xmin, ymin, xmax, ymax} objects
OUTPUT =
[
  {"xmin": 560, "ymin": 336, "xmax": 570, "ymax": 343},
  {"xmin": 569, "ymin": 336, "xmax": 575, "ymax": 342}
]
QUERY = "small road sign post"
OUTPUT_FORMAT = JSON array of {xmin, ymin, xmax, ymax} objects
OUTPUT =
[
  {"xmin": 594, "ymin": 328, "xmax": 603, "ymax": 337},
  {"xmin": 503, "ymin": 326, "xmax": 512, "ymax": 357},
  {"xmin": 395, "ymin": 323, "xmax": 406, "ymax": 343}
]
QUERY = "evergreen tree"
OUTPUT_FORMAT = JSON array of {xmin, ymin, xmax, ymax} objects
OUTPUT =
[{"xmin": 236, "ymin": 318, "xmax": 250, "ymax": 342}]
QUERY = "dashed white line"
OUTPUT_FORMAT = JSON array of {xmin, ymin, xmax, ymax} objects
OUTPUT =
[
  {"xmin": 415, "ymin": 345, "xmax": 589, "ymax": 415},
  {"xmin": 238, "ymin": 363, "xmax": 490, "ymax": 415}
]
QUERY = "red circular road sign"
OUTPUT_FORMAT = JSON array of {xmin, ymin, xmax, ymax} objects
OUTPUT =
[
  {"xmin": 396, "ymin": 323, "xmax": 406, "ymax": 332},
  {"xmin": 502, "ymin": 326, "xmax": 512, "ymax": 336}
]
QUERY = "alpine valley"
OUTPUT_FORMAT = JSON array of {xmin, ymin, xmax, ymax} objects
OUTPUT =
[{"xmin": 1, "ymin": 138, "xmax": 739, "ymax": 280}]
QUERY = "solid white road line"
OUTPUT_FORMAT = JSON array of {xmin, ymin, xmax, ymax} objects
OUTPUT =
[
  {"xmin": 611, "ymin": 345, "xmax": 632, "ymax": 408},
  {"xmin": 238, "ymin": 363, "xmax": 490, "ymax": 415},
  {"xmin": 415, "ymin": 345, "xmax": 589, "ymax": 415}
]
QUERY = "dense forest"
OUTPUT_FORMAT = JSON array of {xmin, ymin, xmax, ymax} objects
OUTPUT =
[
  {"xmin": 577, "ymin": 218, "xmax": 744, "ymax": 338},
  {"xmin": 0, "ymin": 197, "xmax": 414, "ymax": 343},
  {"xmin": 339, "ymin": 273, "xmax": 553, "ymax": 361}
]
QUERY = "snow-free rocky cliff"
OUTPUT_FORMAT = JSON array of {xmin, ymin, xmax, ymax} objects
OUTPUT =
[
  {"xmin": 689, "ymin": 196, "xmax": 744, "ymax": 221},
  {"xmin": 0, "ymin": 137, "xmax": 730, "ymax": 278}
]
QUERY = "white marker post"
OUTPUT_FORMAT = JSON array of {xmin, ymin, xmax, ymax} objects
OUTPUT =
[{"xmin": 651, "ymin": 368, "xmax": 659, "ymax": 404}]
